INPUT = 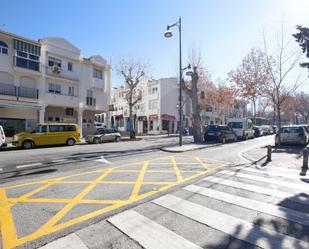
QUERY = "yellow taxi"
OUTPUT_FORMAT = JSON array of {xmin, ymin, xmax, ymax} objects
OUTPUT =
[{"xmin": 12, "ymin": 123, "xmax": 81, "ymax": 149}]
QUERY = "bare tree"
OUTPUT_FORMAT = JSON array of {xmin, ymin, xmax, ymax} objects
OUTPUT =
[
  {"xmin": 182, "ymin": 46, "xmax": 210, "ymax": 143},
  {"xmin": 117, "ymin": 58, "xmax": 148, "ymax": 138},
  {"xmin": 263, "ymin": 26, "xmax": 304, "ymax": 144},
  {"xmin": 228, "ymin": 48, "xmax": 271, "ymax": 125},
  {"xmin": 294, "ymin": 92, "xmax": 309, "ymax": 123}
]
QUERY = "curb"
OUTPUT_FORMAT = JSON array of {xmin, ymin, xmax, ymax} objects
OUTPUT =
[{"xmin": 159, "ymin": 143, "xmax": 222, "ymax": 153}]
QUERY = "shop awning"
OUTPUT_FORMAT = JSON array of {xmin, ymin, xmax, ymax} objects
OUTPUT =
[{"xmin": 0, "ymin": 102, "xmax": 43, "ymax": 110}]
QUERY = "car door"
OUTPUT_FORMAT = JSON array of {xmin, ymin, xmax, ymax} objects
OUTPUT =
[
  {"xmin": 100, "ymin": 129, "xmax": 110, "ymax": 142},
  {"xmin": 30, "ymin": 125, "xmax": 48, "ymax": 146}
]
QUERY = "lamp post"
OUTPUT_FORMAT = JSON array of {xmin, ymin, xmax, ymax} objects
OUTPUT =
[{"xmin": 164, "ymin": 17, "xmax": 183, "ymax": 146}]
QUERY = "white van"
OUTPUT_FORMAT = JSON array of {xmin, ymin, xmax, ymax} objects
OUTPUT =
[
  {"xmin": 227, "ymin": 118, "xmax": 254, "ymax": 140},
  {"xmin": 0, "ymin": 125, "xmax": 7, "ymax": 148}
]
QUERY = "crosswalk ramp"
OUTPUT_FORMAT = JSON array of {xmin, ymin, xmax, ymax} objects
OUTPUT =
[{"xmin": 108, "ymin": 165, "xmax": 309, "ymax": 249}]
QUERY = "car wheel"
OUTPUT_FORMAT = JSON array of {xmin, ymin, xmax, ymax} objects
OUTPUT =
[
  {"xmin": 66, "ymin": 138, "xmax": 75, "ymax": 146},
  {"xmin": 115, "ymin": 136, "xmax": 121, "ymax": 142},
  {"xmin": 221, "ymin": 136, "xmax": 226, "ymax": 144},
  {"xmin": 94, "ymin": 138, "xmax": 101, "ymax": 144},
  {"xmin": 22, "ymin": 140, "xmax": 33, "ymax": 149}
]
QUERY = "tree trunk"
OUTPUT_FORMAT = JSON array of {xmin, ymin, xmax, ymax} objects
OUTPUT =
[
  {"xmin": 191, "ymin": 68, "xmax": 203, "ymax": 143},
  {"xmin": 128, "ymin": 89, "xmax": 136, "ymax": 139},
  {"xmin": 252, "ymin": 99, "xmax": 256, "ymax": 126},
  {"xmin": 276, "ymin": 104, "xmax": 281, "ymax": 146}
]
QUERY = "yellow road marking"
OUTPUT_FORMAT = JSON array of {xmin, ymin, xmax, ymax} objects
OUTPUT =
[
  {"xmin": 0, "ymin": 155, "xmax": 227, "ymax": 249},
  {"xmin": 129, "ymin": 161, "xmax": 149, "ymax": 200},
  {"xmin": 0, "ymin": 188, "xmax": 18, "ymax": 249},
  {"xmin": 171, "ymin": 156, "xmax": 183, "ymax": 182},
  {"xmin": 194, "ymin": 157, "xmax": 209, "ymax": 170}
]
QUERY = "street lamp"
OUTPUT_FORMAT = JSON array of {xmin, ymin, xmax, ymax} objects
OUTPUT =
[{"xmin": 164, "ymin": 17, "xmax": 184, "ymax": 146}]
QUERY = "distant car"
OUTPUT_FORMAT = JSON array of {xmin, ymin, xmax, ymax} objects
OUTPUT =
[
  {"xmin": 12, "ymin": 123, "xmax": 80, "ymax": 149},
  {"xmin": 275, "ymin": 126, "xmax": 309, "ymax": 146},
  {"xmin": 298, "ymin": 124, "xmax": 309, "ymax": 134},
  {"xmin": 227, "ymin": 118, "xmax": 254, "ymax": 140},
  {"xmin": 0, "ymin": 125, "xmax": 7, "ymax": 148},
  {"xmin": 204, "ymin": 125, "xmax": 237, "ymax": 143},
  {"xmin": 86, "ymin": 128, "xmax": 121, "ymax": 144},
  {"xmin": 253, "ymin": 126, "xmax": 263, "ymax": 137}
]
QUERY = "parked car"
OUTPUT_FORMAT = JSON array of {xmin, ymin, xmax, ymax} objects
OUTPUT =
[
  {"xmin": 12, "ymin": 123, "xmax": 80, "ymax": 149},
  {"xmin": 253, "ymin": 126, "xmax": 263, "ymax": 137},
  {"xmin": 227, "ymin": 118, "xmax": 254, "ymax": 140},
  {"xmin": 275, "ymin": 126, "xmax": 309, "ymax": 146},
  {"xmin": 204, "ymin": 125, "xmax": 237, "ymax": 143},
  {"xmin": 0, "ymin": 125, "xmax": 7, "ymax": 148},
  {"xmin": 86, "ymin": 128, "xmax": 121, "ymax": 144}
]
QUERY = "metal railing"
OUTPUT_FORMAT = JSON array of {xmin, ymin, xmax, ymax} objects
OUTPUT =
[
  {"xmin": 18, "ymin": 86, "xmax": 38, "ymax": 99},
  {"xmin": 0, "ymin": 82, "xmax": 16, "ymax": 96}
]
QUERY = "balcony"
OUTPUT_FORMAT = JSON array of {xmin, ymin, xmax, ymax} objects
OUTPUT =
[
  {"xmin": 14, "ymin": 56, "xmax": 40, "ymax": 72},
  {"xmin": 0, "ymin": 83, "xmax": 39, "ymax": 99},
  {"xmin": 45, "ymin": 92, "xmax": 79, "ymax": 107},
  {"xmin": 18, "ymin": 86, "xmax": 38, "ymax": 99},
  {"xmin": 92, "ymin": 77, "xmax": 105, "ymax": 90},
  {"xmin": 46, "ymin": 67, "xmax": 79, "ymax": 82},
  {"xmin": 0, "ymin": 83, "xmax": 16, "ymax": 96}
]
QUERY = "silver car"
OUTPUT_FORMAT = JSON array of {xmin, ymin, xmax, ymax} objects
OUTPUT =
[
  {"xmin": 275, "ymin": 126, "xmax": 309, "ymax": 146},
  {"xmin": 86, "ymin": 128, "xmax": 121, "ymax": 144}
]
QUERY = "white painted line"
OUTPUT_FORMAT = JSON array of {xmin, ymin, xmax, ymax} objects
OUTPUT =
[
  {"xmin": 233, "ymin": 166, "xmax": 308, "ymax": 180},
  {"xmin": 0, "ymin": 168, "xmax": 3, "ymax": 172},
  {"xmin": 220, "ymin": 170, "xmax": 309, "ymax": 194},
  {"xmin": 38, "ymin": 233, "xmax": 88, "ymax": 249},
  {"xmin": 203, "ymin": 175, "xmax": 309, "ymax": 205},
  {"xmin": 108, "ymin": 210, "xmax": 202, "ymax": 249},
  {"xmin": 94, "ymin": 156, "xmax": 112, "ymax": 164},
  {"xmin": 153, "ymin": 195, "xmax": 309, "ymax": 249},
  {"xmin": 51, "ymin": 159, "xmax": 68, "ymax": 163},
  {"xmin": 184, "ymin": 184, "xmax": 309, "ymax": 226},
  {"xmin": 16, "ymin": 163, "xmax": 42, "ymax": 169}
]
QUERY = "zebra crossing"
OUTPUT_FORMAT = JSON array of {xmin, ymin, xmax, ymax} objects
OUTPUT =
[{"xmin": 108, "ymin": 164, "xmax": 309, "ymax": 249}]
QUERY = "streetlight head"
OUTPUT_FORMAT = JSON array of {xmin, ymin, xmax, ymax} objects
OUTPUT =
[{"xmin": 164, "ymin": 29, "xmax": 173, "ymax": 38}]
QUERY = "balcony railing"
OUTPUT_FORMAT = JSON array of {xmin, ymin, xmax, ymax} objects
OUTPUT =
[
  {"xmin": 0, "ymin": 83, "xmax": 16, "ymax": 96},
  {"xmin": 18, "ymin": 86, "xmax": 38, "ymax": 99},
  {"xmin": 0, "ymin": 82, "xmax": 38, "ymax": 99}
]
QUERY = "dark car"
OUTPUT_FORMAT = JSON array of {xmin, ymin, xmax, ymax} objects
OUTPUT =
[
  {"xmin": 253, "ymin": 126, "xmax": 262, "ymax": 137},
  {"xmin": 204, "ymin": 125, "xmax": 237, "ymax": 143}
]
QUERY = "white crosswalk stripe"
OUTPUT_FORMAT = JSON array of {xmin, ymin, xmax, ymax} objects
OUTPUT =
[
  {"xmin": 108, "ymin": 164, "xmax": 309, "ymax": 249},
  {"xmin": 184, "ymin": 184, "xmax": 309, "ymax": 226},
  {"xmin": 108, "ymin": 210, "xmax": 202, "ymax": 249},
  {"xmin": 203, "ymin": 175, "xmax": 309, "ymax": 205},
  {"xmin": 233, "ymin": 165, "xmax": 308, "ymax": 180},
  {"xmin": 220, "ymin": 170, "xmax": 309, "ymax": 194},
  {"xmin": 153, "ymin": 195, "xmax": 309, "ymax": 249}
]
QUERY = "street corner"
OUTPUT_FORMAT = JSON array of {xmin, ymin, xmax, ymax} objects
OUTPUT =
[{"xmin": 0, "ymin": 155, "xmax": 225, "ymax": 249}]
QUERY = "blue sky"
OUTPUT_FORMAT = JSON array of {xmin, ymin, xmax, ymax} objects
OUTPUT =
[{"xmin": 1, "ymin": 0, "xmax": 309, "ymax": 87}]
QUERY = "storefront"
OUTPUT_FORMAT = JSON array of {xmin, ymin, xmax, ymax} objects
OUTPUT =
[
  {"xmin": 137, "ymin": 116, "xmax": 148, "ymax": 134},
  {"xmin": 161, "ymin": 114, "xmax": 176, "ymax": 134},
  {"xmin": 148, "ymin": 114, "xmax": 159, "ymax": 134}
]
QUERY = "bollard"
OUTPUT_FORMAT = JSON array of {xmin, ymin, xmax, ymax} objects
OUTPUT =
[
  {"xmin": 267, "ymin": 145, "xmax": 272, "ymax": 161},
  {"xmin": 303, "ymin": 147, "xmax": 309, "ymax": 169}
]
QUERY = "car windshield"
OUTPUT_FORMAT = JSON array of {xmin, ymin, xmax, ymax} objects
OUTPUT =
[
  {"xmin": 280, "ymin": 127, "xmax": 303, "ymax": 134},
  {"xmin": 220, "ymin": 126, "xmax": 230, "ymax": 131},
  {"xmin": 95, "ymin": 130, "xmax": 105, "ymax": 135},
  {"xmin": 228, "ymin": 122, "xmax": 243, "ymax": 129},
  {"xmin": 207, "ymin": 125, "xmax": 219, "ymax": 131}
]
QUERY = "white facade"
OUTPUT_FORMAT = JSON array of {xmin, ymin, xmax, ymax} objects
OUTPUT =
[
  {"xmin": 110, "ymin": 77, "xmax": 180, "ymax": 134},
  {"xmin": 0, "ymin": 30, "xmax": 111, "ymax": 137}
]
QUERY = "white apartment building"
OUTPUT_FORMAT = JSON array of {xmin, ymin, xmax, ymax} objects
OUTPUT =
[
  {"xmin": 0, "ymin": 30, "xmax": 111, "ymax": 136},
  {"xmin": 110, "ymin": 77, "xmax": 180, "ymax": 134}
]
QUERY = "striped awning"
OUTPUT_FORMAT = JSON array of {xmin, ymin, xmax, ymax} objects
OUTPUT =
[{"xmin": 13, "ymin": 39, "xmax": 41, "ymax": 56}]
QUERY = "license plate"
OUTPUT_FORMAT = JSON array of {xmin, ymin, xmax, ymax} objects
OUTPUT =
[{"xmin": 208, "ymin": 132, "xmax": 214, "ymax": 135}]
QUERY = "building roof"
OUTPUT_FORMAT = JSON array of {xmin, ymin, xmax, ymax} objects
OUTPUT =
[{"xmin": 0, "ymin": 29, "xmax": 40, "ymax": 45}]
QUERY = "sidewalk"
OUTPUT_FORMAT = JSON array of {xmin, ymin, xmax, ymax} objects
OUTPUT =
[{"xmin": 242, "ymin": 144, "xmax": 305, "ymax": 170}]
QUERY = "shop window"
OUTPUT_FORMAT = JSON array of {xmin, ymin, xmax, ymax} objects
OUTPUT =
[
  {"xmin": 55, "ymin": 117, "xmax": 60, "ymax": 122},
  {"xmin": 66, "ymin": 108, "xmax": 74, "ymax": 116},
  {"xmin": 48, "ymin": 117, "xmax": 53, "ymax": 121},
  {"xmin": 83, "ymin": 118, "xmax": 87, "ymax": 123}
]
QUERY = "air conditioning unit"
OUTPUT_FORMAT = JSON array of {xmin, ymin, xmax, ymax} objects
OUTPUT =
[{"xmin": 52, "ymin": 65, "xmax": 61, "ymax": 73}]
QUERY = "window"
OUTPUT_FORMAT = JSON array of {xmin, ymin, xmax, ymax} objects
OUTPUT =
[
  {"xmin": 83, "ymin": 119, "xmax": 87, "ymax": 123},
  {"xmin": 0, "ymin": 41, "xmax": 8, "ymax": 55},
  {"xmin": 49, "ymin": 125, "xmax": 65, "ymax": 132},
  {"xmin": 65, "ymin": 125, "xmax": 76, "ymax": 131},
  {"xmin": 152, "ymin": 87, "xmax": 158, "ymax": 94},
  {"xmin": 48, "ymin": 83, "xmax": 61, "ymax": 94},
  {"xmin": 86, "ymin": 89, "xmax": 96, "ymax": 106},
  {"xmin": 32, "ymin": 125, "xmax": 47, "ymax": 133},
  {"xmin": 149, "ymin": 100, "xmax": 157, "ymax": 110},
  {"xmin": 68, "ymin": 86, "xmax": 75, "ymax": 96},
  {"xmin": 68, "ymin": 62, "xmax": 73, "ymax": 71},
  {"xmin": 150, "ymin": 120, "xmax": 153, "ymax": 131},
  {"xmin": 48, "ymin": 117, "xmax": 53, "ymax": 121},
  {"xmin": 66, "ymin": 108, "xmax": 74, "ymax": 116},
  {"xmin": 48, "ymin": 57, "xmax": 62, "ymax": 67},
  {"xmin": 55, "ymin": 117, "xmax": 60, "ymax": 122},
  {"xmin": 93, "ymin": 68, "xmax": 103, "ymax": 79}
]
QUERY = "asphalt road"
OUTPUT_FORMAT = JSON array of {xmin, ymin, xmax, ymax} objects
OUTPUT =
[{"xmin": 0, "ymin": 135, "xmax": 282, "ymax": 249}]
